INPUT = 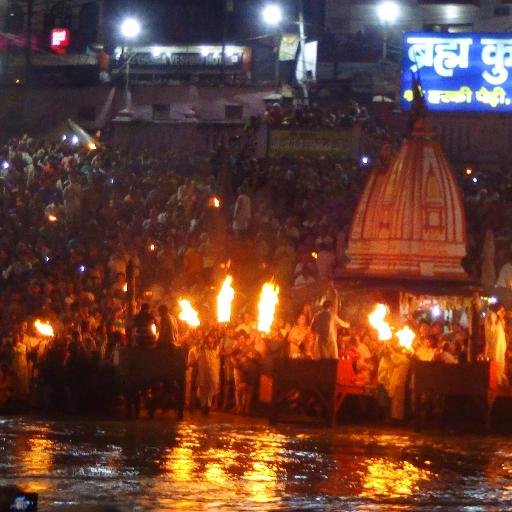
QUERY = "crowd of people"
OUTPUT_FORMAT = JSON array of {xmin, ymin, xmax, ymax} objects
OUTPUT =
[{"xmin": 0, "ymin": 121, "xmax": 510, "ymax": 423}]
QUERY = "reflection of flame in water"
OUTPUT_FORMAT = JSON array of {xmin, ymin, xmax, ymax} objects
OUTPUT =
[
  {"xmin": 21, "ymin": 436, "xmax": 54, "ymax": 492},
  {"xmin": 361, "ymin": 458, "xmax": 432, "ymax": 498},
  {"xmin": 156, "ymin": 430, "xmax": 284, "ymax": 506},
  {"xmin": 160, "ymin": 446, "xmax": 197, "ymax": 482},
  {"xmin": 244, "ymin": 437, "xmax": 284, "ymax": 504}
]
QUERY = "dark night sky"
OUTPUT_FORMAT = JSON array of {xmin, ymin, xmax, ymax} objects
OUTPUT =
[{"xmin": 105, "ymin": 0, "xmax": 326, "ymax": 45}]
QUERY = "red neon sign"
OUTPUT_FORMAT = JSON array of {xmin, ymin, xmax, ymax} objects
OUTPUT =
[{"xmin": 50, "ymin": 28, "xmax": 70, "ymax": 54}]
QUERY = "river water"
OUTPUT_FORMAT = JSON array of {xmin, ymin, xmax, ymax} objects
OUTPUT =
[{"xmin": 1, "ymin": 414, "xmax": 512, "ymax": 511}]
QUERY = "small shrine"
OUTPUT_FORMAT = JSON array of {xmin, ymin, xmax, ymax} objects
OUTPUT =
[{"xmin": 346, "ymin": 119, "xmax": 467, "ymax": 281}]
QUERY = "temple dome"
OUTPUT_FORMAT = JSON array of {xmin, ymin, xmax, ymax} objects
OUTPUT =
[{"xmin": 346, "ymin": 119, "xmax": 467, "ymax": 280}]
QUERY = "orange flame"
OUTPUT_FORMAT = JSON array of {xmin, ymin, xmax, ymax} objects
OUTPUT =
[
  {"xmin": 257, "ymin": 282, "xmax": 279, "ymax": 333},
  {"xmin": 217, "ymin": 275, "xmax": 235, "ymax": 323},
  {"xmin": 34, "ymin": 319, "xmax": 54, "ymax": 337},
  {"xmin": 151, "ymin": 323, "xmax": 157, "ymax": 336},
  {"xmin": 396, "ymin": 326, "xmax": 415, "ymax": 351},
  {"xmin": 368, "ymin": 304, "xmax": 392, "ymax": 341},
  {"xmin": 47, "ymin": 214, "xmax": 58, "ymax": 223},
  {"xmin": 209, "ymin": 196, "xmax": 221, "ymax": 208},
  {"xmin": 178, "ymin": 299, "xmax": 200, "ymax": 327},
  {"xmin": 123, "ymin": 282, "xmax": 128, "ymax": 292}
]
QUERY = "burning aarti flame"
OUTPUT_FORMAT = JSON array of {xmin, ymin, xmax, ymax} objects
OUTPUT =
[
  {"xmin": 47, "ymin": 214, "xmax": 58, "ymax": 223},
  {"xmin": 34, "ymin": 319, "xmax": 54, "ymax": 337},
  {"xmin": 368, "ymin": 303, "xmax": 392, "ymax": 341},
  {"xmin": 209, "ymin": 196, "xmax": 221, "ymax": 208},
  {"xmin": 217, "ymin": 275, "xmax": 235, "ymax": 323},
  {"xmin": 257, "ymin": 282, "xmax": 279, "ymax": 333},
  {"xmin": 178, "ymin": 299, "xmax": 200, "ymax": 327},
  {"xmin": 395, "ymin": 326, "xmax": 415, "ymax": 351},
  {"xmin": 151, "ymin": 323, "xmax": 157, "ymax": 336}
]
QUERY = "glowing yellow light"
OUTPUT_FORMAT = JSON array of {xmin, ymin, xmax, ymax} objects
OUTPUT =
[
  {"xmin": 47, "ymin": 214, "xmax": 58, "ymax": 222},
  {"xmin": 395, "ymin": 326, "xmax": 415, "ymax": 351},
  {"xmin": 123, "ymin": 282, "xmax": 128, "ymax": 292},
  {"xmin": 15, "ymin": 78, "xmax": 20, "ymax": 84},
  {"xmin": 209, "ymin": 196, "xmax": 221, "ymax": 208},
  {"xmin": 151, "ymin": 323, "xmax": 157, "ymax": 336},
  {"xmin": 24, "ymin": 437, "xmax": 54, "ymax": 478},
  {"xmin": 217, "ymin": 275, "xmax": 235, "ymax": 323},
  {"xmin": 311, "ymin": 251, "xmax": 318, "ymax": 260},
  {"xmin": 362, "ymin": 459, "xmax": 432, "ymax": 499},
  {"xmin": 368, "ymin": 303, "xmax": 392, "ymax": 341},
  {"xmin": 149, "ymin": 243, "xmax": 156, "ymax": 252},
  {"xmin": 257, "ymin": 282, "xmax": 279, "ymax": 333},
  {"xmin": 465, "ymin": 168, "xmax": 472, "ymax": 175},
  {"xmin": 178, "ymin": 299, "xmax": 200, "ymax": 327},
  {"xmin": 34, "ymin": 319, "xmax": 54, "ymax": 337},
  {"xmin": 88, "ymin": 142, "xmax": 97, "ymax": 151}
]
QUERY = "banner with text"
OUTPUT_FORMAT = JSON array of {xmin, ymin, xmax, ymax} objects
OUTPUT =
[
  {"xmin": 268, "ymin": 128, "xmax": 353, "ymax": 159},
  {"xmin": 401, "ymin": 32, "xmax": 512, "ymax": 112}
]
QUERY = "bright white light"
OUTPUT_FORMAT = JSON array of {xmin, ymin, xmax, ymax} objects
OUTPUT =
[
  {"xmin": 71, "ymin": 135, "xmax": 79, "ymax": 145},
  {"xmin": 489, "ymin": 296, "xmax": 498, "ymax": 304},
  {"xmin": 61, "ymin": 134, "xmax": 67, "ymax": 141},
  {"xmin": 262, "ymin": 4, "xmax": 283, "ymax": 25},
  {"xmin": 78, "ymin": 265, "xmax": 86, "ymax": 273},
  {"xmin": 431, "ymin": 305, "xmax": 441, "ymax": 318},
  {"xmin": 44, "ymin": 256, "xmax": 50, "ymax": 263},
  {"xmin": 225, "ymin": 46, "xmax": 235, "ymax": 57},
  {"xmin": 472, "ymin": 177, "xmax": 478, "ymax": 183},
  {"xmin": 377, "ymin": 1, "xmax": 400, "ymax": 24},
  {"xmin": 2, "ymin": 161, "xmax": 9, "ymax": 170},
  {"xmin": 361, "ymin": 155, "xmax": 370, "ymax": 165},
  {"xmin": 151, "ymin": 46, "xmax": 162, "ymax": 58},
  {"xmin": 445, "ymin": 5, "xmax": 458, "ymax": 19},
  {"xmin": 120, "ymin": 17, "xmax": 141, "ymax": 39},
  {"xmin": 200, "ymin": 46, "xmax": 210, "ymax": 57}
]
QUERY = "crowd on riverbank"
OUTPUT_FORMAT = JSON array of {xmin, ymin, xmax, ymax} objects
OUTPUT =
[{"xmin": 0, "ymin": 128, "xmax": 511, "ymax": 421}]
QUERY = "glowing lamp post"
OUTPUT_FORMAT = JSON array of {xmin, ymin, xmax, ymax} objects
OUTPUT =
[
  {"xmin": 376, "ymin": 1, "xmax": 400, "ymax": 61},
  {"xmin": 119, "ymin": 17, "xmax": 141, "ymax": 114},
  {"xmin": 262, "ymin": 4, "xmax": 283, "ymax": 88}
]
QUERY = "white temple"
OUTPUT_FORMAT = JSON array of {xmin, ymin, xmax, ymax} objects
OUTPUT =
[{"xmin": 346, "ymin": 119, "xmax": 467, "ymax": 280}]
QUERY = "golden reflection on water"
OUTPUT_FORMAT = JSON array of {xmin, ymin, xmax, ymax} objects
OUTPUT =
[
  {"xmin": 244, "ymin": 435, "xmax": 284, "ymax": 504},
  {"xmin": 361, "ymin": 458, "xmax": 432, "ymax": 499},
  {"xmin": 160, "ymin": 446, "xmax": 197, "ymax": 482},
  {"xmin": 20, "ymin": 436, "xmax": 55, "ymax": 493},
  {"xmin": 156, "ymin": 429, "xmax": 285, "ymax": 508}
]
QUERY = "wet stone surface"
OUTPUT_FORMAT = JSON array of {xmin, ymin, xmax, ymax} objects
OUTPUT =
[{"xmin": 1, "ymin": 414, "xmax": 512, "ymax": 511}]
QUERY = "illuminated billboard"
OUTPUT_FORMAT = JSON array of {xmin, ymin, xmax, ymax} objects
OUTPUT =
[{"xmin": 401, "ymin": 32, "xmax": 512, "ymax": 112}]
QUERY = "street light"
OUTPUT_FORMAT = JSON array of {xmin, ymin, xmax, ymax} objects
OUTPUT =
[
  {"xmin": 262, "ymin": 4, "xmax": 283, "ymax": 89},
  {"xmin": 119, "ymin": 17, "xmax": 141, "ymax": 115},
  {"xmin": 120, "ymin": 17, "xmax": 141, "ymax": 39},
  {"xmin": 376, "ymin": 1, "xmax": 400, "ymax": 60},
  {"xmin": 262, "ymin": 4, "xmax": 283, "ymax": 26}
]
